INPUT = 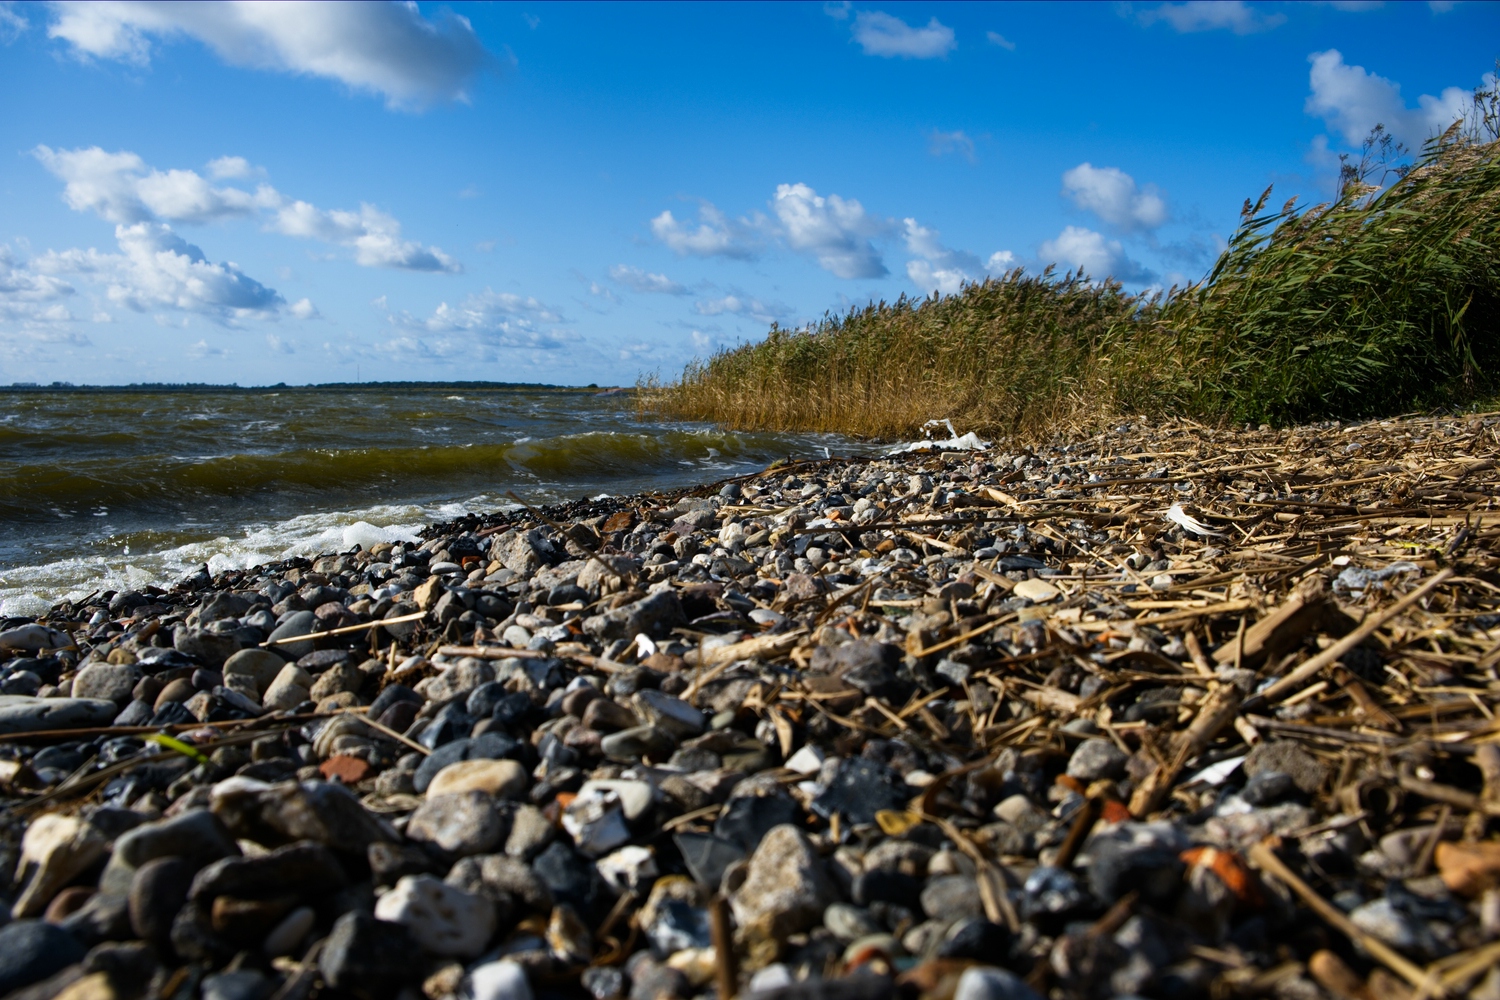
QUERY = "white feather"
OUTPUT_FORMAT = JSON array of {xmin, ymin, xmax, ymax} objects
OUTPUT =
[{"xmin": 1165, "ymin": 503, "xmax": 1225, "ymax": 537}]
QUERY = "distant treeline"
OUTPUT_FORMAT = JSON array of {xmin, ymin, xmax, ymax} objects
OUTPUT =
[{"xmin": 642, "ymin": 114, "xmax": 1500, "ymax": 439}]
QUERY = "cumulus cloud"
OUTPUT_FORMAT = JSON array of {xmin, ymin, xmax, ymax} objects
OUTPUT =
[
  {"xmin": 609, "ymin": 264, "xmax": 686, "ymax": 295},
  {"xmin": 1062, "ymin": 163, "xmax": 1168, "ymax": 231},
  {"xmin": 206, "ymin": 155, "xmax": 259, "ymax": 180},
  {"xmin": 693, "ymin": 294, "xmax": 789, "ymax": 325},
  {"xmin": 1039, "ymin": 226, "xmax": 1153, "ymax": 283},
  {"xmin": 651, "ymin": 202, "xmax": 756, "ymax": 260},
  {"xmin": 269, "ymin": 199, "xmax": 459, "ymax": 272},
  {"xmin": 382, "ymin": 289, "xmax": 575, "ymax": 362},
  {"xmin": 773, "ymin": 183, "xmax": 886, "ymax": 279},
  {"xmin": 45, "ymin": 0, "xmax": 492, "ymax": 110},
  {"xmin": 1306, "ymin": 49, "xmax": 1482, "ymax": 148},
  {"xmin": 1137, "ymin": 1, "xmax": 1285, "ymax": 34},
  {"xmin": 34, "ymin": 222, "xmax": 285, "ymax": 319},
  {"xmin": 902, "ymin": 219, "xmax": 1012, "ymax": 296},
  {"xmin": 928, "ymin": 129, "xmax": 976, "ymax": 162},
  {"xmin": 851, "ymin": 10, "xmax": 956, "ymax": 58},
  {"xmin": 0, "ymin": 244, "xmax": 77, "ymax": 328},
  {"xmin": 288, "ymin": 297, "xmax": 318, "ymax": 320},
  {"xmin": 34, "ymin": 145, "xmax": 459, "ymax": 273}
]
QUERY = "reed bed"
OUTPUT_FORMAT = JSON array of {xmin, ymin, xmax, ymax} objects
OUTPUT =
[{"xmin": 642, "ymin": 123, "xmax": 1500, "ymax": 441}]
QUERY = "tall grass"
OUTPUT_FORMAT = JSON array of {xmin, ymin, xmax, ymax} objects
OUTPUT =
[{"xmin": 642, "ymin": 119, "xmax": 1500, "ymax": 439}]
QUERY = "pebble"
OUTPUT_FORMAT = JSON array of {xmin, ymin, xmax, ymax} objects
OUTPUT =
[
  {"xmin": 426, "ymin": 758, "xmax": 527, "ymax": 799},
  {"xmin": 0, "ymin": 920, "xmax": 87, "ymax": 996},
  {"xmin": 1065, "ymin": 738, "xmax": 1129, "ymax": 781},
  {"xmin": 373, "ymin": 874, "xmax": 496, "ymax": 957},
  {"xmin": 2, "ymin": 417, "xmax": 1495, "ymax": 999},
  {"xmin": 407, "ymin": 791, "xmax": 504, "ymax": 856}
]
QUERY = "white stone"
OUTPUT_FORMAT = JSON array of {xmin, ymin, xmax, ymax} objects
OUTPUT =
[
  {"xmin": 596, "ymin": 844, "xmax": 659, "ymax": 894},
  {"xmin": 373, "ymin": 874, "xmax": 496, "ymax": 958},
  {"xmin": 576, "ymin": 779, "xmax": 653, "ymax": 821},
  {"xmin": 466, "ymin": 960, "xmax": 533, "ymax": 1000},
  {"xmin": 12, "ymin": 814, "xmax": 109, "ymax": 918},
  {"xmin": 1012, "ymin": 578, "xmax": 1060, "ymax": 603},
  {"xmin": 785, "ymin": 745, "xmax": 826, "ymax": 775}
]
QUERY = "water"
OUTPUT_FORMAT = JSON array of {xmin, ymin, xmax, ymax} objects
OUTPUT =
[{"xmin": 0, "ymin": 385, "xmax": 851, "ymax": 610}]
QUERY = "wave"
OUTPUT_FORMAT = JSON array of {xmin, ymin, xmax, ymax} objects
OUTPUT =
[{"xmin": 0, "ymin": 427, "xmax": 807, "ymax": 520}]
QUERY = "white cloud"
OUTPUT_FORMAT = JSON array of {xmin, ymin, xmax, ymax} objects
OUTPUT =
[
  {"xmin": 1061, "ymin": 163, "xmax": 1168, "ymax": 231},
  {"xmin": 288, "ymin": 297, "xmax": 318, "ymax": 320},
  {"xmin": 265, "ymin": 332, "xmax": 294, "ymax": 353},
  {"xmin": 0, "ymin": 244, "xmax": 76, "ymax": 328},
  {"xmin": 385, "ymin": 289, "xmax": 575, "ymax": 362},
  {"xmin": 269, "ymin": 199, "xmax": 460, "ymax": 273},
  {"xmin": 588, "ymin": 282, "xmax": 621, "ymax": 305},
  {"xmin": 928, "ymin": 129, "xmax": 976, "ymax": 162},
  {"xmin": 206, "ymin": 155, "xmax": 258, "ymax": 180},
  {"xmin": 187, "ymin": 339, "xmax": 227, "ymax": 358},
  {"xmin": 1137, "ymin": 1, "xmax": 1285, "ymax": 34},
  {"xmin": 45, "ymin": 0, "xmax": 492, "ymax": 110},
  {"xmin": 985, "ymin": 30, "xmax": 1015, "ymax": 50},
  {"xmin": 851, "ymin": 10, "xmax": 956, "ymax": 58},
  {"xmin": 1306, "ymin": 49, "xmax": 1480, "ymax": 148},
  {"xmin": 1039, "ymin": 226, "xmax": 1153, "ymax": 283},
  {"xmin": 35, "ymin": 145, "xmax": 459, "ymax": 273},
  {"xmin": 773, "ymin": 183, "xmax": 886, "ymax": 279},
  {"xmin": 901, "ymin": 218, "xmax": 1011, "ymax": 296},
  {"xmin": 0, "ymin": 2, "xmax": 28, "ymax": 41},
  {"xmin": 609, "ymin": 264, "xmax": 686, "ymax": 295},
  {"xmin": 824, "ymin": 1, "xmax": 852, "ymax": 20},
  {"xmin": 693, "ymin": 294, "xmax": 789, "ymax": 325},
  {"xmin": 651, "ymin": 203, "xmax": 755, "ymax": 259}
]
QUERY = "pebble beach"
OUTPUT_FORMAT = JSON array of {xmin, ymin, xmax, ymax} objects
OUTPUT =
[{"xmin": 0, "ymin": 411, "xmax": 1498, "ymax": 1000}]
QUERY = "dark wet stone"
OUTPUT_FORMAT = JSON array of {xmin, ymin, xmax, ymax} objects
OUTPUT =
[
  {"xmin": 189, "ymin": 841, "xmax": 349, "ymax": 902},
  {"xmin": 102, "ymin": 809, "xmax": 240, "ymax": 896},
  {"xmin": 369, "ymin": 841, "xmax": 444, "ymax": 888},
  {"xmin": 367, "ymin": 683, "xmax": 421, "ymax": 720},
  {"xmin": 1088, "ymin": 839, "xmax": 1185, "ymax": 906},
  {"xmin": 202, "ymin": 969, "xmax": 274, "ymax": 1000},
  {"xmin": 714, "ymin": 793, "xmax": 799, "ymax": 853},
  {"xmin": 674, "ymin": 832, "xmax": 746, "ymax": 889},
  {"xmin": 532, "ymin": 841, "xmax": 606, "ymax": 921},
  {"xmin": 210, "ymin": 779, "xmax": 393, "ymax": 853},
  {"xmin": 319, "ymin": 911, "xmax": 419, "ymax": 1000},
  {"xmin": 1240, "ymin": 770, "xmax": 1297, "ymax": 806},
  {"xmin": 938, "ymin": 918, "xmax": 1012, "ymax": 960},
  {"xmin": 57, "ymin": 892, "xmax": 132, "ymax": 948},
  {"xmin": 811, "ymin": 758, "xmax": 908, "ymax": 826},
  {"xmin": 417, "ymin": 701, "xmax": 475, "ymax": 749},
  {"xmin": 852, "ymin": 869, "xmax": 924, "ymax": 910},
  {"xmin": 0, "ymin": 920, "xmax": 86, "ymax": 995},
  {"xmin": 169, "ymin": 899, "xmax": 234, "ymax": 964},
  {"xmin": 129, "ymin": 856, "xmax": 194, "ymax": 949}
]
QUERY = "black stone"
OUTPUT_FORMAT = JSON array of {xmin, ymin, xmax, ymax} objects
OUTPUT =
[
  {"xmin": 368, "ymin": 841, "xmax": 443, "ymax": 888},
  {"xmin": 713, "ymin": 793, "xmax": 799, "ymax": 853},
  {"xmin": 367, "ymin": 683, "xmax": 421, "ymax": 720},
  {"xmin": 318, "ymin": 912, "xmax": 419, "ymax": 1000},
  {"xmin": 1087, "ymin": 840, "xmax": 1185, "ymax": 906},
  {"xmin": 129, "ymin": 856, "xmax": 194, "ymax": 949},
  {"xmin": 937, "ymin": 918, "xmax": 1012, "ymax": 960},
  {"xmin": 1240, "ymin": 770, "xmax": 1297, "ymax": 806},
  {"xmin": 673, "ymin": 832, "xmax": 745, "ymax": 889},
  {"xmin": 851, "ymin": 869, "xmax": 924, "ymax": 910},
  {"xmin": 811, "ymin": 758, "xmax": 908, "ymax": 826},
  {"xmin": 0, "ymin": 921, "xmax": 86, "ymax": 996},
  {"xmin": 416, "ymin": 701, "xmax": 474, "ymax": 749},
  {"xmin": 150, "ymin": 701, "xmax": 196, "ymax": 727},
  {"xmin": 189, "ymin": 841, "xmax": 349, "ymax": 902},
  {"xmin": 532, "ymin": 841, "xmax": 606, "ymax": 921}
]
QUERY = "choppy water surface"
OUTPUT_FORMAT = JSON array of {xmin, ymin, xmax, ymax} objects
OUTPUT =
[{"xmin": 0, "ymin": 385, "xmax": 851, "ymax": 608}]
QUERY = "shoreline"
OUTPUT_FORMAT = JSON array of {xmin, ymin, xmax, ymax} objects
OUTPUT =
[{"xmin": 0, "ymin": 411, "xmax": 1497, "ymax": 997}]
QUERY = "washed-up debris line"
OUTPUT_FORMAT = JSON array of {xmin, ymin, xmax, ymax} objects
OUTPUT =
[{"xmin": 0, "ymin": 411, "xmax": 1499, "ymax": 1000}]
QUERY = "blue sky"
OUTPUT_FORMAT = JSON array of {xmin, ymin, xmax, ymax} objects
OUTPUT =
[{"xmin": 0, "ymin": 0, "xmax": 1494, "ymax": 386}]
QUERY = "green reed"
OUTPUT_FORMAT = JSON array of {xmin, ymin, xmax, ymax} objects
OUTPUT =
[{"xmin": 642, "ymin": 121, "xmax": 1500, "ymax": 440}]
